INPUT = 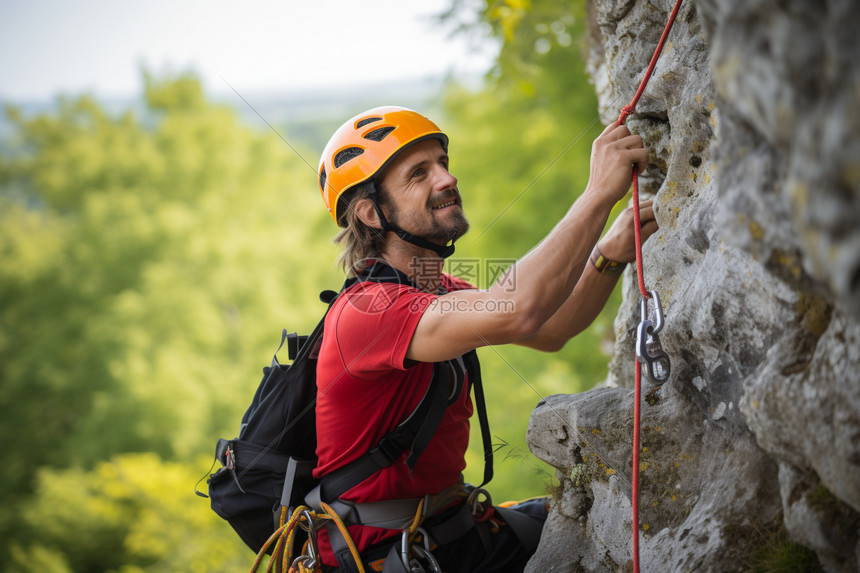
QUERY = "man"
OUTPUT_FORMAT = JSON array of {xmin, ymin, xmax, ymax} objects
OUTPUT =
[{"xmin": 312, "ymin": 106, "xmax": 655, "ymax": 572}]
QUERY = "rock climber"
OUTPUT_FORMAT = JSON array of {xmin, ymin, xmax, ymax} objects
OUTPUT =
[{"xmin": 313, "ymin": 105, "xmax": 656, "ymax": 572}]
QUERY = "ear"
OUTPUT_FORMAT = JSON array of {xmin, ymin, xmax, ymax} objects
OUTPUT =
[{"xmin": 354, "ymin": 198, "xmax": 382, "ymax": 230}]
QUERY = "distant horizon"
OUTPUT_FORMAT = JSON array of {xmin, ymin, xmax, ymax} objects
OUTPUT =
[
  {"xmin": 0, "ymin": 69, "xmax": 486, "ymax": 106},
  {"xmin": 0, "ymin": 71, "xmax": 484, "ymax": 152}
]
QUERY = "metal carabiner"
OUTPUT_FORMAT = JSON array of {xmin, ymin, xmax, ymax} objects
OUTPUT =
[
  {"xmin": 412, "ymin": 544, "xmax": 443, "ymax": 573},
  {"xmin": 400, "ymin": 527, "xmax": 441, "ymax": 573},
  {"xmin": 290, "ymin": 555, "xmax": 316, "ymax": 573},
  {"xmin": 636, "ymin": 291, "xmax": 670, "ymax": 385},
  {"xmin": 640, "ymin": 290, "xmax": 665, "ymax": 334},
  {"xmin": 636, "ymin": 321, "xmax": 671, "ymax": 384},
  {"xmin": 299, "ymin": 509, "xmax": 320, "ymax": 566},
  {"xmin": 401, "ymin": 529, "xmax": 420, "ymax": 573}
]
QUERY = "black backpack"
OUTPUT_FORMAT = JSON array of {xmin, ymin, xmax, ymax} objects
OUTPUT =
[{"xmin": 200, "ymin": 262, "xmax": 492, "ymax": 553}]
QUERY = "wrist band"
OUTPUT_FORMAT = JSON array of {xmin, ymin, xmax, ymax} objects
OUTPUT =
[{"xmin": 590, "ymin": 245, "xmax": 627, "ymax": 275}]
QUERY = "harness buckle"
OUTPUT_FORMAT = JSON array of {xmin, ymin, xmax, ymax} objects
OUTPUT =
[
  {"xmin": 368, "ymin": 434, "xmax": 406, "ymax": 467},
  {"xmin": 636, "ymin": 291, "xmax": 670, "ymax": 385}
]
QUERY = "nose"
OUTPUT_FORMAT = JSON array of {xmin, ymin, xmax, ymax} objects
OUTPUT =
[{"xmin": 433, "ymin": 164, "xmax": 458, "ymax": 192}]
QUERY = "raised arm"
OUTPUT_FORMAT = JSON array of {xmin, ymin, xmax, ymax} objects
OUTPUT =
[
  {"xmin": 514, "ymin": 200, "xmax": 658, "ymax": 352},
  {"xmin": 406, "ymin": 121, "xmax": 650, "ymax": 363}
]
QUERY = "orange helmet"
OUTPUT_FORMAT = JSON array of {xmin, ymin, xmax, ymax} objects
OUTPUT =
[{"xmin": 318, "ymin": 106, "xmax": 449, "ymax": 226}]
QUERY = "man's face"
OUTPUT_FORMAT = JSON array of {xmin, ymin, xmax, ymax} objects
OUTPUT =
[{"xmin": 378, "ymin": 138, "xmax": 470, "ymax": 245}]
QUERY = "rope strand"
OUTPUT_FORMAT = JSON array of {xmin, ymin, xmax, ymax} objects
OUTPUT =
[{"xmin": 616, "ymin": 1, "xmax": 685, "ymax": 571}]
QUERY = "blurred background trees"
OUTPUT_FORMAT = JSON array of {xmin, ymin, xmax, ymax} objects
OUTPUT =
[{"xmin": 0, "ymin": 0, "xmax": 624, "ymax": 569}]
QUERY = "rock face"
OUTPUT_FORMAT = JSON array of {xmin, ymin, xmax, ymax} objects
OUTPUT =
[{"xmin": 525, "ymin": 0, "xmax": 860, "ymax": 571}]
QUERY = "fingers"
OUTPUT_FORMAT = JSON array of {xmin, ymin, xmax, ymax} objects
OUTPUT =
[
  {"xmin": 637, "ymin": 201, "xmax": 655, "ymax": 222},
  {"xmin": 640, "ymin": 219, "xmax": 660, "ymax": 240},
  {"xmin": 616, "ymin": 133, "xmax": 643, "ymax": 149},
  {"xmin": 609, "ymin": 131, "xmax": 649, "ymax": 172},
  {"xmin": 617, "ymin": 201, "xmax": 655, "ymax": 225},
  {"xmin": 634, "ymin": 202, "xmax": 659, "ymax": 240},
  {"xmin": 620, "ymin": 148, "xmax": 650, "ymax": 177},
  {"xmin": 603, "ymin": 122, "xmax": 634, "ymax": 143}
]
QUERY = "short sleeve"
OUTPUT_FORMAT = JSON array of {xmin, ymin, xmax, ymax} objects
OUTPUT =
[{"xmin": 328, "ymin": 282, "xmax": 437, "ymax": 379}]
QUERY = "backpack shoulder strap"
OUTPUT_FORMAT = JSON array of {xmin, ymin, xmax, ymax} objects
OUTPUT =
[
  {"xmin": 316, "ymin": 353, "xmax": 492, "ymax": 504},
  {"xmin": 464, "ymin": 349, "xmax": 493, "ymax": 488},
  {"xmin": 316, "ymin": 359, "xmax": 450, "ymax": 502}
]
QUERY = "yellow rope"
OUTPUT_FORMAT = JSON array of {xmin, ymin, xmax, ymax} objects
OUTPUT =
[
  {"xmin": 497, "ymin": 495, "xmax": 547, "ymax": 509},
  {"xmin": 408, "ymin": 497, "xmax": 426, "ymax": 535},
  {"xmin": 320, "ymin": 502, "xmax": 365, "ymax": 573},
  {"xmin": 250, "ymin": 508, "xmax": 305, "ymax": 573},
  {"xmin": 248, "ymin": 503, "xmax": 371, "ymax": 573},
  {"xmin": 249, "ymin": 523, "xmax": 287, "ymax": 573},
  {"xmin": 284, "ymin": 506, "xmax": 311, "ymax": 572}
]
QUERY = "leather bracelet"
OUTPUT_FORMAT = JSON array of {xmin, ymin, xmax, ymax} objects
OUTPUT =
[{"xmin": 589, "ymin": 245, "xmax": 627, "ymax": 275}]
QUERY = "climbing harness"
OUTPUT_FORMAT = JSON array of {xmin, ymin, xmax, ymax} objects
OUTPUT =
[
  {"xmin": 616, "ymin": 0, "xmax": 685, "ymax": 571},
  {"xmin": 250, "ymin": 483, "xmax": 540, "ymax": 573}
]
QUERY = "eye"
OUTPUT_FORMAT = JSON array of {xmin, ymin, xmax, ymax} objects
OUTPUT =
[{"xmin": 411, "ymin": 167, "xmax": 425, "ymax": 179}]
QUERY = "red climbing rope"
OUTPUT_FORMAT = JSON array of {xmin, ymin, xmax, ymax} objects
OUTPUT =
[
  {"xmin": 617, "ymin": 0, "xmax": 685, "ymax": 571},
  {"xmin": 619, "ymin": 0, "xmax": 685, "ymax": 299}
]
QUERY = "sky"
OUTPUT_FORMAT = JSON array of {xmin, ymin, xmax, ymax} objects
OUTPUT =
[{"xmin": 0, "ymin": 0, "xmax": 497, "ymax": 102}]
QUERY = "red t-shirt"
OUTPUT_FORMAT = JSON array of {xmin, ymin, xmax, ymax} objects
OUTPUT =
[{"xmin": 314, "ymin": 271, "xmax": 475, "ymax": 565}]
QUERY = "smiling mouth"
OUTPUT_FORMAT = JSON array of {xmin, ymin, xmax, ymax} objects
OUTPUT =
[{"xmin": 432, "ymin": 198, "xmax": 460, "ymax": 210}]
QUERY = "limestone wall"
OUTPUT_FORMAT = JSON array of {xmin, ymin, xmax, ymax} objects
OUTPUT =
[{"xmin": 526, "ymin": 0, "xmax": 860, "ymax": 571}]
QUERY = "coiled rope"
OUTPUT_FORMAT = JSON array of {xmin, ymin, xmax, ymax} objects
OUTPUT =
[
  {"xmin": 250, "ymin": 504, "xmax": 364, "ymax": 573},
  {"xmin": 616, "ymin": 0, "xmax": 684, "ymax": 571}
]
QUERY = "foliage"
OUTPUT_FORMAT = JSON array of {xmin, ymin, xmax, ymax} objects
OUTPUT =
[
  {"xmin": 0, "ymin": 71, "xmax": 340, "ymax": 565},
  {"xmin": 6, "ymin": 454, "xmax": 251, "ymax": 573},
  {"xmin": 746, "ymin": 528, "xmax": 823, "ymax": 573}
]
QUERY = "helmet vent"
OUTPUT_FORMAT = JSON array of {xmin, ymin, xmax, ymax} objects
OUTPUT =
[
  {"xmin": 334, "ymin": 147, "xmax": 364, "ymax": 168},
  {"xmin": 319, "ymin": 167, "xmax": 327, "ymax": 192},
  {"xmin": 363, "ymin": 126, "xmax": 395, "ymax": 142},
  {"xmin": 355, "ymin": 117, "xmax": 382, "ymax": 129}
]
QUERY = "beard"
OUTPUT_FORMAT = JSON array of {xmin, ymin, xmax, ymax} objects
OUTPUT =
[{"xmin": 389, "ymin": 191, "xmax": 470, "ymax": 246}]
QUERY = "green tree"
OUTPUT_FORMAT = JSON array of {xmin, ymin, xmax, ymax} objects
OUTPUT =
[
  {"xmin": 7, "ymin": 453, "xmax": 251, "ymax": 573},
  {"xmin": 0, "ymin": 71, "xmax": 341, "ymax": 563}
]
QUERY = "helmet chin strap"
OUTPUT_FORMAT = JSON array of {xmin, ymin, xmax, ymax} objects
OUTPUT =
[{"xmin": 369, "ymin": 185, "xmax": 456, "ymax": 259}]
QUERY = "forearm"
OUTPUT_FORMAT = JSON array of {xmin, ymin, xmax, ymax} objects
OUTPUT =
[{"xmin": 516, "ymin": 260, "xmax": 621, "ymax": 351}]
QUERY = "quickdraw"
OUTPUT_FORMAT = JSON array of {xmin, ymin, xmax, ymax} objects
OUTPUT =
[{"xmin": 616, "ymin": 0, "xmax": 685, "ymax": 571}]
